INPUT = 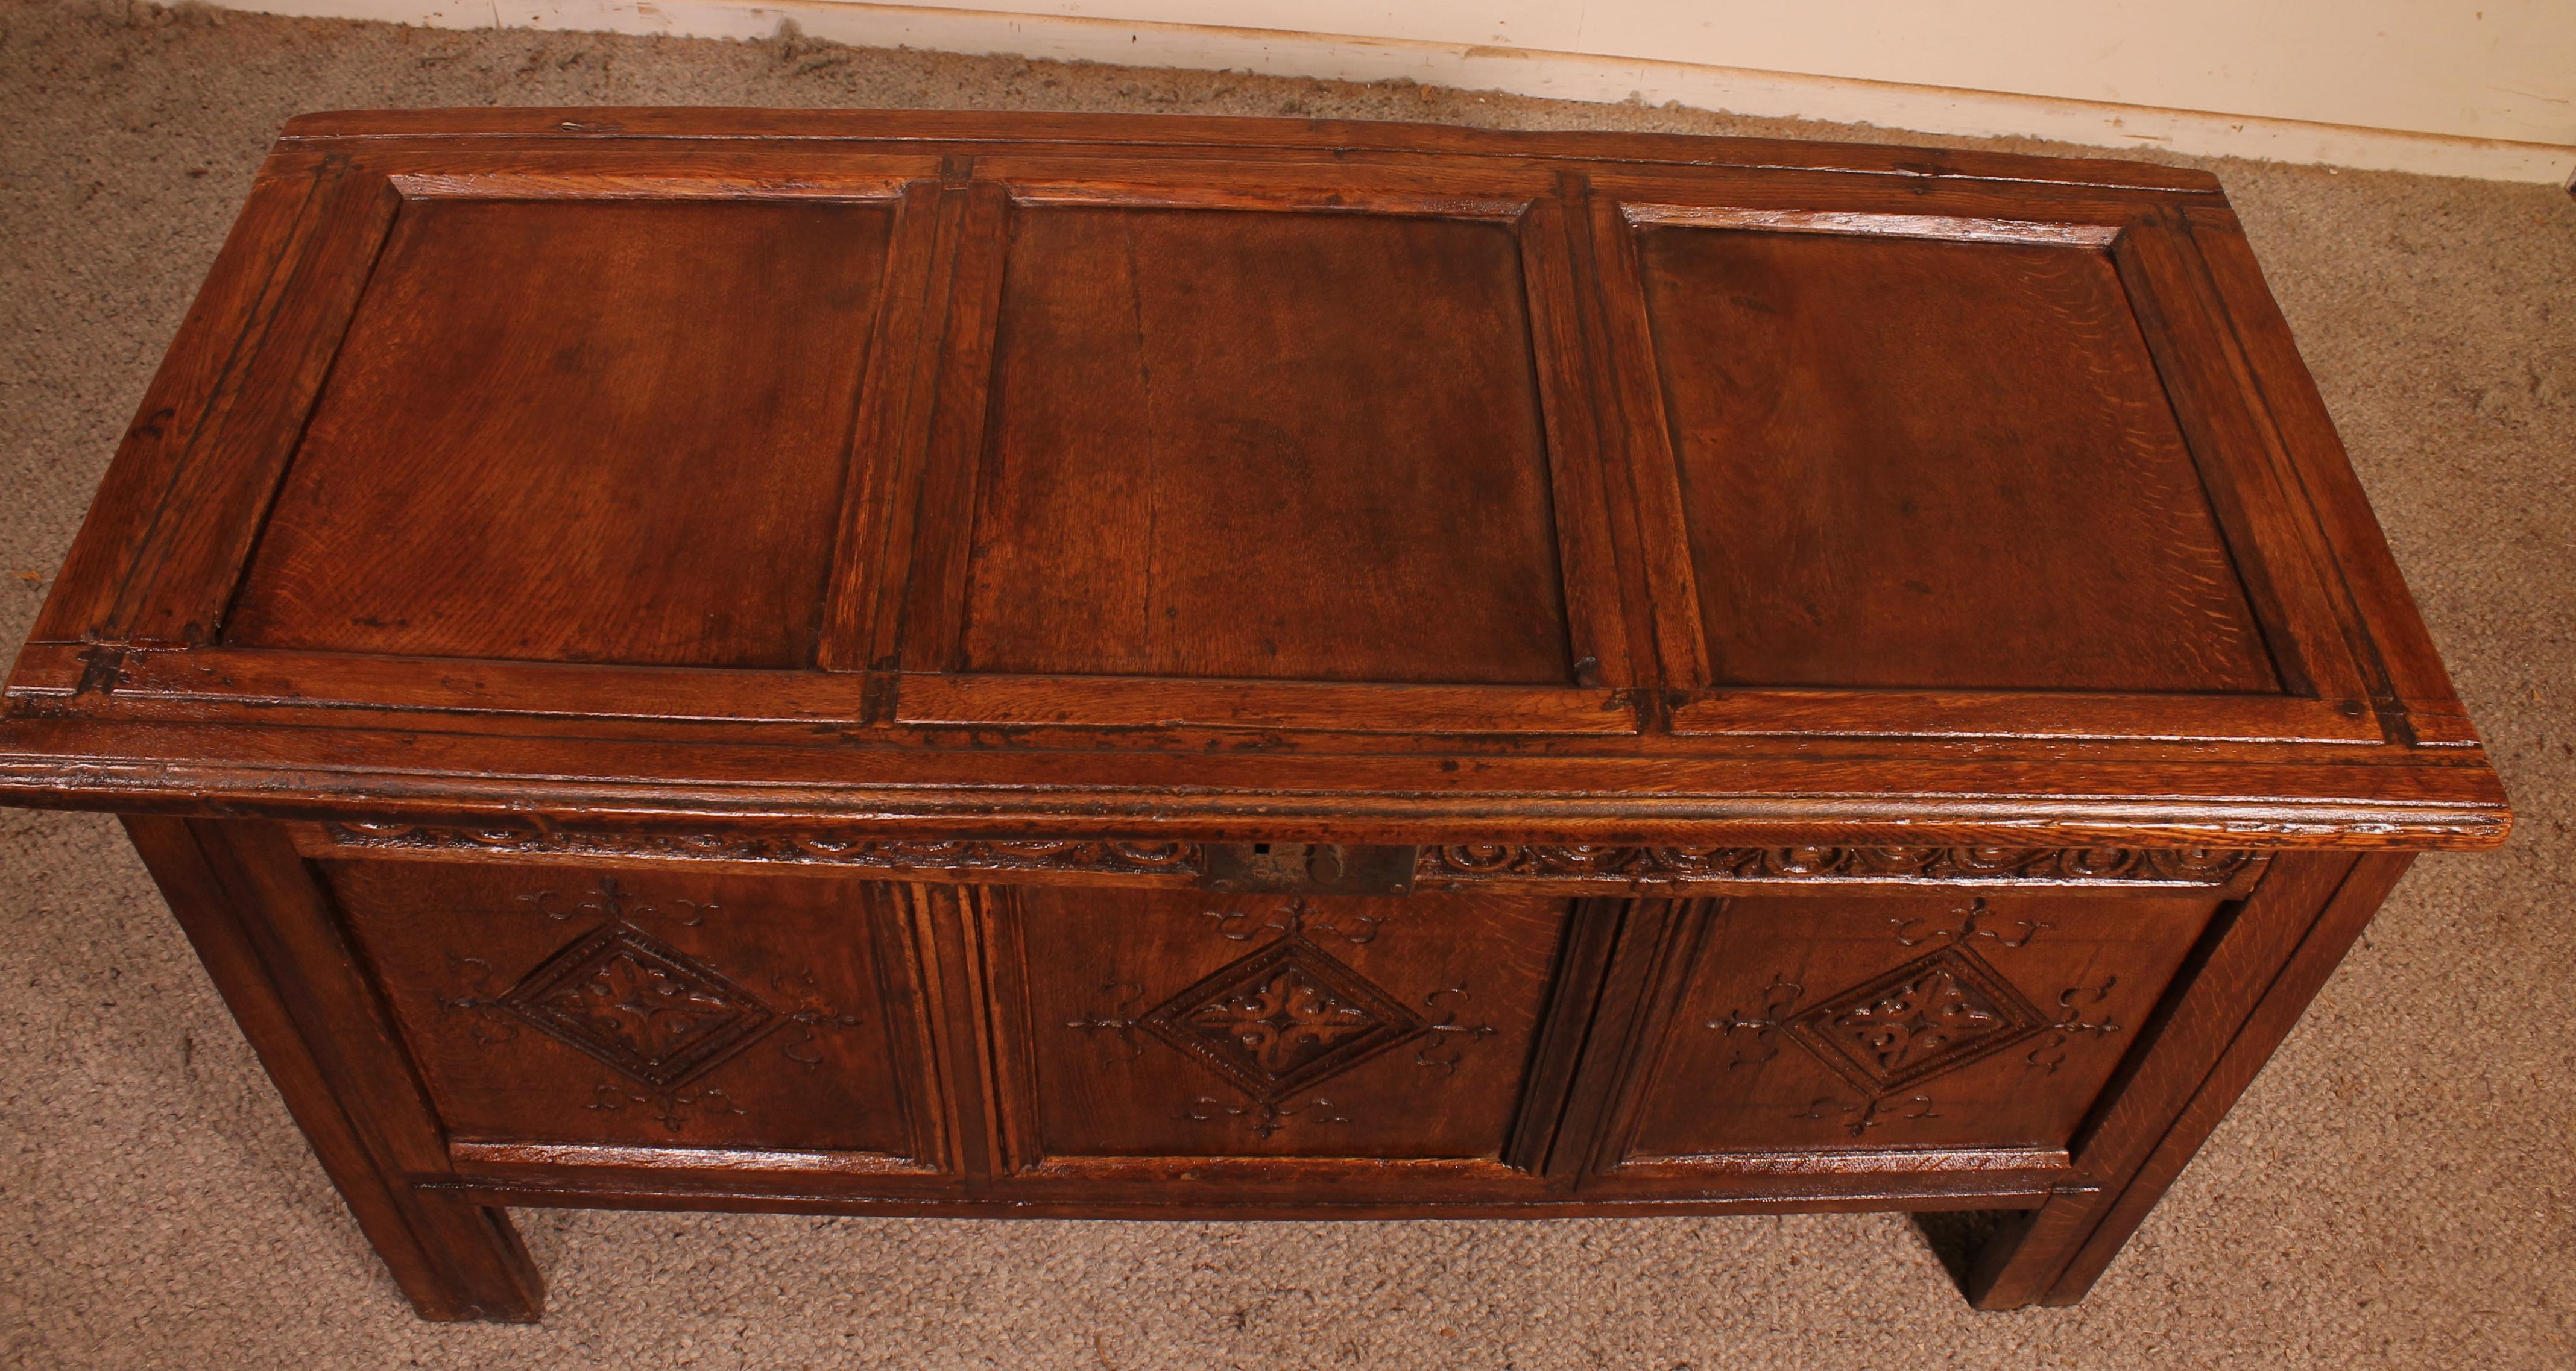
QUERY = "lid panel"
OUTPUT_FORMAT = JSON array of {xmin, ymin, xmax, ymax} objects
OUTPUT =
[
  {"xmin": 1634, "ymin": 223, "xmax": 2278, "ymax": 694},
  {"xmin": 0, "ymin": 112, "xmax": 2504, "ymax": 849},
  {"xmin": 956, "ymin": 204, "xmax": 1572, "ymax": 686},
  {"xmin": 223, "ymin": 197, "xmax": 897, "ymax": 669}
]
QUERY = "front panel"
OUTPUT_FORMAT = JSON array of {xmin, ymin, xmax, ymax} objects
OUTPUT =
[
  {"xmin": 308, "ymin": 825, "xmax": 2261, "ymax": 1203},
  {"xmin": 979, "ymin": 887, "xmax": 1581, "ymax": 1189},
  {"xmin": 1581, "ymin": 890, "xmax": 2223, "ymax": 1186},
  {"xmin": 309, "ymin": 830, "xmax": 2254, "ymax": 1214},
  {"xmin": 329, "ymin": 860, "xmax": 949, "ymax": 1173}
]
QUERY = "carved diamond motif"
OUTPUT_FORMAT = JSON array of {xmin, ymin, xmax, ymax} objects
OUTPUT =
[
  {"xmin": 500, "ymin": 924, "xmax": 775, "ymax": 1088},
  {"xmin": 1139, "ymin": 937, "xmax": 1426, "ymax": 1101},
  {"xmin": 1785, "ymin": 947, "xmax": 2046, "ymax": 1095}
]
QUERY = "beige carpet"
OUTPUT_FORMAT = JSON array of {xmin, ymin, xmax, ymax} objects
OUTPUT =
[{"xmin": 2, "ymin": 1, "xmax": 2570, "ymax": 1365}]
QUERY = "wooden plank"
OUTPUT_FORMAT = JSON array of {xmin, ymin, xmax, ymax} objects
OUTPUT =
[
  {"xmin": 870, "ymin": 881, "xmax": 962, "ymax": 1177},
  {"xmin": 1559, "ymin": 897, "xmax": 1713, "ymax": 1180},
  {"xmin": 1504, "ymin": 896, "xmax": 1631, "ymax": 1179},
  {"xmin": 106, "ymin": 163, "xmax": 400, "ymax": 645},
  {"xmin": 1669, "ymin": 686, "xmax": 2381, "ymax": 744},
  {"xmin": 818, "ymin": 178, "xmax": 955, "ymax": 674},
  {"xmin": 894, "ymin": 672, "xmax": 1639, "ymax": 735},
  {"xmin": 1579, "ymin": 181, "xmax": 1712, "ymax": 690},
  {"xmin": 895, "ymin": 181, "xmax": 1012, "ymax": 674},
  {"xmin": 426, "ymin": 1176, "xmax": 2058, "ymax": 1218},
  {"xmin": 977, "ymin": 153, "xmax": 1546, "ymax": 215},
  {"xmin": 9, "ymin": 642, "xmax": 875, "ymax": 725},
  {"xmin": 1520, "ymin": 193, "xmax": 1633, "ymax": 687},
  {"xmin": 1589, "ymin": 166, "xmax": 2178, "ymax": 225},
  {"xmin": 31, "ymin": 171, "xmax": 325, "ymax": 642},
  {"xmin": 0, "ymin": 713, "xmax": 2511, "ymax": 850},
  {"xmin": 2180, "ymin": 205, "xmax": 2482, "ymax": 747},
  {"xmin": 385, "ymin": 171, "xmax": 911, "ymax": 200},
  {"xmin": 445, "ymin": 1140, "xmax": 936, "ymax": 1176},
  {"xmin": 271, "ymin": 107, "xmax": 2228, "ymax": 195},
  {"xmin": 2114, "ymin": 218, "xmax": 2380, "ymax": 708},
  {"xmin": 1618, "ymin": 203, "xmax": 2127, "ymax": 245},
  {"xmin": 969, "ymin": 886, "xmax": 1050, "ymax": 1180}
]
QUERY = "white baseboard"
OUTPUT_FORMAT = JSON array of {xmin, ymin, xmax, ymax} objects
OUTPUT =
[{"xmin": 210, "ymin": 0, "xmax": 2576, "ymax": 185}]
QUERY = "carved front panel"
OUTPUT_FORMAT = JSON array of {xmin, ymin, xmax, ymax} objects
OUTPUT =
[
  {"xmin": 328, "ymin": 860, "xmax": 943, "ymax": 1165},
  {"xmin": 985, "ymin": 888, "xmax": 1570, "ymax": 1170},
  {"xmin": 306, "ymin": 824, "xmax": 2261, "ymax": 895},
  {"xmin": 1596, "ymin": 892, "xmax": 2220, "ymax": 1170}
]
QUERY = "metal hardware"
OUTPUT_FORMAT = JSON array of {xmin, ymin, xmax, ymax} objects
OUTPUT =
[{"xmin": 1198, "ymin": 843, "xmax": 1419, "ymax": 897}]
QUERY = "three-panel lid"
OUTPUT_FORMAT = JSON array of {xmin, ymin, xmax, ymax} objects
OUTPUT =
[{"xmin": 0, "ymin": 109, "xmax": 2508, "ymax": 849}]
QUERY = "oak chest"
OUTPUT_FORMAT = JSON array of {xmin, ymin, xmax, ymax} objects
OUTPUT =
[{"xmin": 0, "ymin": 108, "xmax": 2508, "ymax": 1320}]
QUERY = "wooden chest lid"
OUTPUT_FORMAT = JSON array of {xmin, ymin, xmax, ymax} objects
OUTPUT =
[{"xmin": 0, "ymin": 109, "xmax": 2507, "ymax": 850}]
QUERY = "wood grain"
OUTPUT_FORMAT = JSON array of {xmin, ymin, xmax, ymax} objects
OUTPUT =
[
  {"xmin": 0, "ymin": 109, "xmax": 2510, "ymax": 1319},
  {"xmin": 958, "ymin": 203, "xmax": 1574, "ymax": 686},
  {"xmin": 226, "ymin": 197, "xmax": 897, "ymax": 667},
  {"xmin": 1630, "ymin": 224, "xmax": 2275, "ymax": 693},
  {"xmin": 326, "ymin": 857, "xmax": 950, "ymax": 1167}
]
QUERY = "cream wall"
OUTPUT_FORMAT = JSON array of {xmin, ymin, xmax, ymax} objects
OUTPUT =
[
  {"xmin": 213, "ymin": 0, "xmax": 2576, "ymax": 182},
  {"xmin": 867, "ymin": 0, "xmax": 2576, "ymax": 146}
]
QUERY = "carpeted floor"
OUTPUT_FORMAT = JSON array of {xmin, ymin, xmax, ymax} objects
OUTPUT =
[{"xmin": 1, "ymin": 1, "xmax": 2570, "ymax": 1366}]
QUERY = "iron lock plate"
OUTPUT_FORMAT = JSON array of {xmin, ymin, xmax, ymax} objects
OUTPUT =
[{"xmin": 1197, "ymin": 843, "xmax": 1420, "ymax": 897}]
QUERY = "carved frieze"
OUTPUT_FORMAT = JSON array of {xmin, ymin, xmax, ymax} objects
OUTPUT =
[
  {"xmin": 325, "ymin": 823, "xmax": 2256, "ymax": 890},
  {"xmin": 328, "ymin": 822, "xmax": 1201, "ymax": 878},
  {"xmin": 1418, "ymin": 844, "xmax": 2256, "ymax": 887}
]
